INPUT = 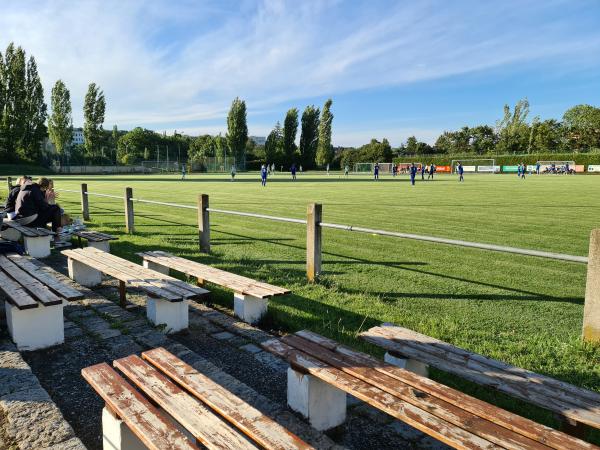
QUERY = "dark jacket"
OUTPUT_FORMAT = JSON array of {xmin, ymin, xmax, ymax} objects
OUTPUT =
[
  {"xmin": 2, "ymin": 185, "xmax": 21, "ymax": 213},
  {"xmin": 15, "ymin": 183, "xmax": 49, "ymax": 219}
]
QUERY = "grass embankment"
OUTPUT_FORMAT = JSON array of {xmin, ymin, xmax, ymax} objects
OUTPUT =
[{"xmin": 18, "ymin": 172, "xmax": 600, "ymax": 439}]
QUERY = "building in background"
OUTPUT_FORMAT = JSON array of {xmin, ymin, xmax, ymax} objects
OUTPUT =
[
  {"xmin": 72, "ymin": 128, "xmax": 84, "ymax": 146},
  {"xmin": 250, "ymin": 136, "xmax": 266, "ymax": 146}
]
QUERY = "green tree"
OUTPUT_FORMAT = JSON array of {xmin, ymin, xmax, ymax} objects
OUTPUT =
[
  {"xmin": 265, "ymin": 122, "xmax": 283, "ymax": 165},
  {"xmin": 188, "ymin": 135, "xmax": 216, "ymax": 165},
  {"xmin": 1, "ymin": 43, "xmax": 27, "ymax": 159},
  {"xmin": 48, "ymin": 80, "xmax": 73, "ymax": 161},
  {"xmin": 83, "ymin": 83, "xmax": 106, "ymax": 161},
  {"xmin": 21, "ymin": 55, "xmax": 47, "ymax": 161},
  {"xmin": 226, "ymin": 97, "xmax": 248, "ymax": 167},
  {"xmin": 0, "ymin": 49, "xmax": 5, "ymax": 157},
  {"xmin": 496, "ymin": 99, "xmax": 531, "ymax": 154},
  {"xmin": 562, "ymin": 104, "xmax": 600, "ymax": 150},
  {"xmin": 531, "ymin": 119, "xmax": 563, "ymax": 152},
  {"xmin": 299, "ymin": 105, "xmax": 320, "ymax": 169},
  {"xmin": 282, "ymin": 108, "xmax": 298, "ymax": 163},
  {"xmin": 470, "ymin": 125, "xmax": 497, "ymax": 154},
  {"xmin": 316, "ymin": 98, "xmax": 333, "ymax": 166}
]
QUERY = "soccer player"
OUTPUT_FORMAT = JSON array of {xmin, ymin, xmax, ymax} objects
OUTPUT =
[
  {"xmin": 374, "ymin": 163, "xmax": 379, "ymax": 180},
  {"xmin": 410, "ymin": 163, "xmax": 417, "ymax": 185},
  {"xmin": 344, "ymin": 165, "xmax": 349, "ymax": 177},
  {"xmin": 291, "ymin": 163, "xmax": 297, "ymax": 180},
  {"xmin": 521, "ymin": 163, "xmax": 526, "ymax": 179},
  {"xmin": 420, "ymin": 164, "xmax": 425, "ymax": 181},
  {"xmin": 428, "ymin": 163, "xmax": 435, "ymax": 180},
  {"xmin": 326, "ymin": 163, "xmax": 330, "ymax": 176},
  {"xmin": 181, "ymin": 164, "xmax": 186, "ymax": 180},
  {"xmin": 230, "ymin": 164, "xmax": 236, "ymax": 181},
  {"xmin": 458, "ymin": 163, "xmax": 464, "ymax": 182},
  {"xmin": 261, "ymin": 164, "xmax": 268, "ymax": 186},
  {"xmin": 536, "ymin": 162, "xmax": 541, "ymax": 175},
  {"xmin": 392, "ymin": 164, "xmax": 397, "ymax": 177}
]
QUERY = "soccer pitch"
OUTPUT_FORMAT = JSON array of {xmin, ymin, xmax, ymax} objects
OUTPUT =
[{"xmin": 18, "ymin": 172, "xmax": 600, "ymax": 424}]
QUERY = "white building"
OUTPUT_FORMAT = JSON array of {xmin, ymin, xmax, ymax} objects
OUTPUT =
[{"xmin": 72, "ymin": 128, "xmax": 84, "ymax": 146}]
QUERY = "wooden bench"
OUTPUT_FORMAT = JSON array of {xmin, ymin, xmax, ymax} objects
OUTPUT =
[
  {"xmin": 261, "ymin": 330, "xmax": 598, "ymax": 449},
  {"xmin": 82, "ymin": 347, "xmax": 314, "ymax": 450},
  {"xmin": 62, "ymin": 247, "xmax": 209, "ymax": 333},
  {"xmin": 137, "ymin": 251, "xmax": 290, "ymax": 324},
  {"xmin": 361, "ymin": 325, "xmax": 600, "ymax": 439},
  {"xmin": 73, "ymin": 230, "xmax": 117, "ymax": 252},
  {"xmin": 0, "ymin": 253, "xmax": 83, "ymax": 350},
  {"xmin": 0, "ymin": 221, "xmax": 55, "ymax": 258}
]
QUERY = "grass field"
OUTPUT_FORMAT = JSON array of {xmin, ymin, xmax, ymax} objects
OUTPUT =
[{"xmin": 3, "ymin": 171, "xmax": 600, "ymax": 434}]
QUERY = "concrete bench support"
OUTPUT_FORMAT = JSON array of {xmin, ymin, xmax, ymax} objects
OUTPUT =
[
  {"xmin": 102, "ymin": 407, "xmax": 146, "ymax": 450},
  {"xmin": 5, "ymin": 301, "xmax": 64, "ymax": 351},
  {"xmin": 146, "ymin": 297, "xmax": 188, "ymax": 333},
  {"xmin": 68, "ymin": 258, "xmax": 102, "ymax": 287},
  {"xmin": 88, "ymin": 240, "xmax": 111, "ymax": 252},
  {"xmin": 234, "ymin": 293, "xmax": 268, "ymax": 325},
  {"xmin": 142, "ymin": 260, "xmax": 170, "ymax": 275},
  {"xmin": 287, "ymin": 367, "xmax": 346, "ymax": 430},
  {"xmin": 23, "ymin": 235, "xmax": 52, "ymax": 258},
  {"xmin": 384, "ymin": 351, "xmax": 429, "ymax": 378}
]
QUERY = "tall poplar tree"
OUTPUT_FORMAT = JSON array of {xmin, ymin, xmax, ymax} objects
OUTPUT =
[
  {"xmin": 299, "ymin": 105, "xmax": 320, "ymax": 169},
  {"xmin": 0, "ymin": 50, "xmax": 5, "ymax": 158},
  {"xmin": 226, "ymin": 97, "xmax": 248, "ymax": 168},
  {"xmin": 282, "ymin": 108, "xmax": 298, "ymax": 163},
  {"xmin": 316, "ymin": 98, "xmax": 333, "ymax": 166},
  {"xmin": 83, "ymin": 83, "xmax": 106, "ymax": 160},
  {"xmin": 22, "ymin": 56, "xmax": 47, "ymax": 161},
  {"xmin": 2, "ymin": 44, "xmax": 27, "ymax": 158},
  {"xmin": 48, "ymin": 80, "xmax": 73, "ymax": 160}
]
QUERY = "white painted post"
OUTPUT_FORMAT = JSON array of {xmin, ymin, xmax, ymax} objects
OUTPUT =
[
  {"xmin": 124, "ymin": 187, "xmax": 134, "ymax": 234},
  {"xmin": 583, "ymin": 229, "xmax": 600, "ymax": 342},
  {"xmin": 287, "ymin": 367, "xmax": 346, "ymax": 430},
  {"xmin": 146, "ymin": 297, "xmax": 189, "ymax": 333},
  {"xmin": 198, "ymin": 194, "xmax": 210, "ymax": 253},
  {"xmin": 102, "ymin": 407, "xmax": 146, "ymax": 450},
  {"xmin": 233, "ymin": 293, "xmax": 268, "ymax": 325},
  {"xmin": 307, "ymin": 203, "xmax": 322, "ymax": 283},
  {"xmin": 81, "ymin": 183, "xmax": 90, "ymax": 221}
]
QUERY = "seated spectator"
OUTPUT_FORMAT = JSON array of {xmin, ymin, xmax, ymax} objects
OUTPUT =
[
  {"xmin": 14, "ymin": 177, "xmax": 62, "ymax": 239},
  {"xmin": 2, "ymin": 176, "xmax": 30, "ymax": 219}
]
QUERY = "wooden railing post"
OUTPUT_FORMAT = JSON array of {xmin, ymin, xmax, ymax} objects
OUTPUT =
[
  {"xmin": 81, "ymin": 183, "xmax": 90, "ymax": 221},
  {"xmin": 7, "ymin": 176, "xmax": 12, "ymax": 193},
  {"xmin": 198, "ymin": 194, "xmax": 210, "ymax": 253},
  {"xmin": 583, "ymin": 229, "xmax": 600, "ymax": 342},
  {"xmin": 307, "ymin": 203, "xmax": 322, "ymax": 282},
  {"xmin": 124, "ymin": 187, "xmax": 134, "ymax": 234}
]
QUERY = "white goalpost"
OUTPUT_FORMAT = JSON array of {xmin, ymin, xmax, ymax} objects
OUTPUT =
[
  {"xmin": 451, "ymin": 159, "xmax": 497, "ymax": 174},
  {"xmin": 354, "ymin": 163, "xmax": 395, "ymax": 174}
]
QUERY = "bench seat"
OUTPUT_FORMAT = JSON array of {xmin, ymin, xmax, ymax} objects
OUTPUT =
[
  {"xmin": 82, "ymin": 347, "xmax": 313, "ymax": 450},
  {"xmin": 0, "ymin": 221, "xmax": 54, "ymax": 258},
  {"xmin": 361, "ymin": 325, "xmax": 600, "ymax": 436},
  {"xmin": 262, "ymin": 330, "xmax": 597, "ymax": 449},
  {"xmin": 137, "ymin": 251, "xmax": 289, "ymax": 324},
  {"xmin": 62, "ymin": 247, "xmax": 209, "ymax": 333},
  {"xmin": 0, "ymin": 253, "xmax": 83, "ymax": 350},
  {"xmin": 73, "ymin": 230, "xmax": 117, "ymax": 252}
]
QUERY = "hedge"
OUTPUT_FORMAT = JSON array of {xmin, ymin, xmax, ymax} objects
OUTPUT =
[{"xmin": 393, "ymin": 152, "xmax": 600, "ymax": 167}]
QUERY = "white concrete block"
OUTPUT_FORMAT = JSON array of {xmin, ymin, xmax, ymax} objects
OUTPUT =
[
  {"xmin": 23, "ymin": 235, "xmax": 52, "ymax": 258},
  {"xmin": 68, "ymin": 258, "xmax": 102, "ymax": 287},
  {"xmin": 234, "ymin": 293, "xmax": 268, "ymax": 325},
  {"xmin": 102, "ymin": 407, "xmax": 146, "ymax": 450},
  {"xmin": 147, "ymin": 297, "xmax": 188, "ymax": 333},
  {"xmin": 88, "ymin": 240, "xmax": 110, "ymax": 252},
  {"xmin": 5, "ymin": 301, "xmax": 64, "ymax": 351},
  {"xmin": 143, "ymin": 260, "xmax": 170, "ymax": 275},
  {"xmin": 384, "ymin": 352, "xmax": 429, "ymax": 378},
  {"xmin": 287, "ymin": 367, "xmax": 346, "ymax": 430},
  {"xmin": 0, "ymin": 227, "xmax": 22, "ymax": 242}
]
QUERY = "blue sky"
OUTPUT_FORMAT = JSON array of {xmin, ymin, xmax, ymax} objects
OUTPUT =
[{"xmin": 1, "ymin": 0, "xmax": 600, "ymax": 146}]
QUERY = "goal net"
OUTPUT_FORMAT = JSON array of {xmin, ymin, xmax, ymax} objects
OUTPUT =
[
  {"xmin": 535, "ymin": 161, "xmax": 576, "ymax": 174},
  {"xmin": 451, "ymin": 159, "xmax": 497, "ymax": 174},
  {"xmin": 141, "ymin": 161, "xmax": 182, "ymax": 173},
  {"xmin": 354, "ymin": 163, "xmax": 395, "ymax": 173}
]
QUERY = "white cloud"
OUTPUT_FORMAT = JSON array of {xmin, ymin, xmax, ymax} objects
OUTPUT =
[{"xmin": 0, "ymin": 0, "xmax": 598, "ymax": 144}]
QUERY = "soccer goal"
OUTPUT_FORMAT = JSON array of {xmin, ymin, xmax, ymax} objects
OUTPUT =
[
  {"xmin": 536, "ymin": 160, "xmax": 576, "ymax": 174},
  {"xmin": 354, "ymin": 163, "xmax": 395, "ymax": 174},
  {"xmin": 451, "ymin": 159, "xmax": 497, "ymax": 174},
  {"xmin": 141, "ymin": 161, "xmax": 182, "ymax": 173}
]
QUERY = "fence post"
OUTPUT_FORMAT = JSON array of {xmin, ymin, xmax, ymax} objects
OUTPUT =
[
  {"xmin": 7, "ymin": 176, "xmax": 12, "ymax": 193},
  {"xmin": 583, "ymin": 229, "xmax": 600, "ymax": 342},
  {"xmin": 198, "ymin": 194, "xmax": 210, "ymax": 253},
  {"xmin": 81, "ymin": 183, "xmax": 90, "ymax": 221},
  {"xmin": 306, "ymin": 203, "xmax": 322, "ymax": 282},
  {"xmin": 124, "ymin": 187, "xmax": 134, "ymax": 234}
]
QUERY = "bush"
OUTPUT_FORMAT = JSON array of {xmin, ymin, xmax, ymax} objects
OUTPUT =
[{"xmin": 393, "ymin": 152, "xmax": 600, "ymax": 168}]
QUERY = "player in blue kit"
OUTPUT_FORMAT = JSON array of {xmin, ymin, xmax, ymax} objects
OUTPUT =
[
  {"xmin": 261, "ymin": 164, "xmax": 268, "ymax": 186},
  {"xmin": 458, "ymin": 163, "xmax": 464, "ymax": 182},
  {"xmin": 410, "ymin": 163, "xmax": 417, "ymax": 185},
  {"xmin": 374, "ymin": 163, "xmax": 379, "ymax": 180}
]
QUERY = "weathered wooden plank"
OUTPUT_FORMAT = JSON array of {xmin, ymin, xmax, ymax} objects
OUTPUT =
[
  {"xmin": 81, "ymin": 363, "xmax": 196, "ymax": 450},
  {"xmin": 62, "ymin": 249, "xmax": 182, "ymax": 301},
  {"xmin": 261, "ymin": 339, "xmax": 501, "ymax": 450},
  {"xmin": 139, "ymin": 251, "xmax": 289, "ymax": 298},
  {"xmin": 73, "ymin": 230, "xmax": 118, "ymax": 242},
  {"xmin": 0, "ymin": 255, "xmax": 63, "ymax": 307},
  {"xmin": 114, "ymin": 355, "xmax": 258, "ymax": 450},
  {"xmin": 6, "ymin": 253, "xmax": 83, "ymax": 300},
  {"xmin": 83, "ymin": 248, "xmax": 206, "ymax": 299},
  {"xmin": 0, "ymin": 270, "xmax": 39, "ymax": 310},
  {"xmin": 142, "ymin": 347, "xmax": 314, "ymax": 450},
  {"xmin": 287, "ymin": 333, "xmax": 597, "ymax": 450},
  {"xmin": 4, "ymin": 222, "xmax": 54, "ymax": 237},
  {"xmin": 361, "ymin": 326, "xmax": 600, "ymax": 428}
]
